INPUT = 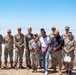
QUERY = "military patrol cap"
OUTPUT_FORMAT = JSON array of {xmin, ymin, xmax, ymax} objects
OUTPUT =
[
  {"xmin": 17, "ymin": 27, "xmax": 21, "ymax": 30},
  {"xmin": 54, "ymin": 30, "xmax": 59, "ymax": 34},
  {"xmin": 28, "ymin": 27, "xmax": 32, "ymax": 30},
  {"xmin": 65, "ymin": 26, "xmax": 69, "ymax": 29},
  {"xmin": 51, "ymin": 26, "xmax": 56, "ymax": 29},
  {"xmin": 7, "ymin": 29, "xmax": 11, "ymax": 33},
  {"xmin": 33, "ymin": 33, "xmax": 38, "ymax": 36}
]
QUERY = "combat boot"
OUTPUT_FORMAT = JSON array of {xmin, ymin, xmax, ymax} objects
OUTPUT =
[
  {"xmin": 19, "ymin": 64, "xmax": 24, "ymax": 69},
  {"xmin": 4, "ymin": 63, "xmax": 7, "ymax": 68},
  {"xmin": 68, "ymin": 70, "xmax": 72, "ymax": 75},
  {"xmin": 14, "ymin": 64, "xmax": 18, "ymax": 70},
  {"xmin": 58, "ymin": 68, "xmax": 62, "ymax": 75},
  {"xmin": 52, "ymin": 67, "xmax": 56, "ymax": 73},
  {"xmin": 66, "ymin": 70, "xmax": 68, "ymax": 74}
]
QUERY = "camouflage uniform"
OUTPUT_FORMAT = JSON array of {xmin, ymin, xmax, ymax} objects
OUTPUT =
[
  {"xmin": 62, "ymin": 33, "xmax": 68, "ymax": 40},
  {"xmin": 50, "ymin": 35, "xmax": 64, "ymax": 69},
  {"xmin": 52, "ymin": 50, "xmax": 62, "ymax": 69},
  {"xmin": 62, "ymin": 33, "xmax": 69, "ymax": 63},
  {"xmin": 24, "ymin": 33, "xmax": 33, "ymax": 68},
  {"xmin": 38, "ymin": 33, "xmax": 43, "ymax": 68},
  {"xmin": 49, "ymin": 33, "xmax": 55, "ymax": 66},
  {"xmin": 4, "ymin": 35, "xmax": 13, "ymax": 65},
  {"xmin": 63, "ymin": 39, "xmax": 75, "ymax": 71},
  {"xmin": 29, "ymin": 39, "xmax": 40, "ymax": 70},
  {"xmin": 49, "ymin": 33, "xmax": 55, "ymax": 40},
  {"xmin": 62, "ymin": 26, "xmax": 74, "ymax": 40},
  {"xmin": 62, "ymin": 33, "xmax": 74, "ymax": 65},
  {"xmin": 38, "ymin": 34, "xmax": 42, "ymax": 38},
  {"xmin": 0, "ymin": 34, "xmax": 3, "ymax": 68},
  {"xmin": 14, "ymin": 33, "xmax": 24, "ymax": 66}
]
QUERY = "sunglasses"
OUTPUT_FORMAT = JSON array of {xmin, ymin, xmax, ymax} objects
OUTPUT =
[
  {"xmin": 52, "ymin": 28, "xmax": 55, "ymax": 30},
  {"xmin": 65, "ymin": 29, "xmax": 69, "ymax": 30},
  {"xmin": 8, "ymin": 32, "xmax": 11, "ymax": 33}
]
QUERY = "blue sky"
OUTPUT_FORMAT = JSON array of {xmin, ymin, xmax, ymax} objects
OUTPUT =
[
  {"xmin": 0, "ymin": 0, "xmax": 76, "ymax": 61},
  {"xmin": 0, "ymin": 0, "xmax": 76, "ymax": 38}
]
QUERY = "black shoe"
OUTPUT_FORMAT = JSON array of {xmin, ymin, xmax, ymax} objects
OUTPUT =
[
  {"xmin": 14, "ymin": 64, "xmax": 18, "ymax": 70},
  {"xmin": 3, "ymin": 65, "xmax": 7, "ymax": 68},
  {"xmin": 68, "ymin": 71, "xmax": 72, "ymax": 75},
  {"xmin": 66, "ymin": 70, "xmax": 68, "ymax": 74},
  {"xmin": 19, "ymin": 65, "xmax": 24, "ymax": 69},
  {"xmin": 11, "ymin": 66, "xmax": 14, "ymax": 69},
  {"xmin": 28, "ymin": 66, "xmax": 31, "ymax": 69}
]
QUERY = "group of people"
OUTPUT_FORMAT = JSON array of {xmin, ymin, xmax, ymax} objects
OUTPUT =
[{"xmin": 0, "ymin": 26, "xmax": 75, "ymax": 75}]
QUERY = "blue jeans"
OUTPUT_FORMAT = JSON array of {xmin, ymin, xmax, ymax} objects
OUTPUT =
[{"xmin": 42, "ymin": 51, "xmax": 49, "ymax": 72}]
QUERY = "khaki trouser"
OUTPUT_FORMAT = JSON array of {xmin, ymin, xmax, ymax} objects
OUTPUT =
[
  {"xmin": 50, "ymin": 50, "xmax": 53, "ymax": 67},
  {"xmin": 4, "ymin": 48, "xmax": 13, "ymax": 64},
  {"xmin": 31, "ymin": 53, "xmax": 39, "ymax": 69},
  {"xmin": 25, "ymin": 49, "xmax": 31, "ymax": 67},
  {"xmin": 64, "ymin": 51, "xmax": 74, "ymax": 71},
  {"xmin": 38, "ymin": 52, "xmax": 42, "ymax": 68},
  {"xmin": 15, "ymin": 48, "xmax": 24, "ymax": 65},
  {"xmin": 52, "ymin": 50, "xmax": 62, "ymax": 69},
  {"xmin": 65, "ymin": 62, "xmax": 73, "ymax": 71}
]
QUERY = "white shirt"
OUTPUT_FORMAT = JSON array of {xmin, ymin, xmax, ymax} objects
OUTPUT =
[{"xmin": 39, "ymin": 36, "xmax": 50, "ymax": 51}]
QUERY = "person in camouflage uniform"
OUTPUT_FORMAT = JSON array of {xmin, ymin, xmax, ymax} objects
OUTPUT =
[
  {"xmin": 62, "ymin": 26, "xmax": 74, "ymax": 40},
  {"xmin": 49, "ymin": 26, "xmax": 56, "ymax": 69},
  {"xmin": 3, "ymin": 29, "xmax": 14, "ymax": 68},
  {"xmin": 62, "ymin": 26, "xmax": 74, "ymax": 70},
  {"xmin": 29, "ymin": 33, "xmax": 40, "ymax": 72},
  {"xmin": 14, "ymin": 27, "xmax": 24, "ymax": 69},
  {"xmin": 63, "ymin": 32, "xmax": 75, "ymax": 75},
  {"xmin": 0, "ymin": 33, "xmax": 3, "ymax": 69},
  {"xmin": 24, "ymin": 27, "xmax": 33, "ymax": 69},
  {"xmin": 49, "ymin": 26, "xmax": 56, "ymax": 39},
  {"xmin": 50, "ymin": 30, "xmax": 64, "ymax": 75},
  {"xmin": 62, "ymin": 26, "xmax": 70, "ymax": 40}
]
